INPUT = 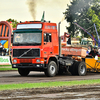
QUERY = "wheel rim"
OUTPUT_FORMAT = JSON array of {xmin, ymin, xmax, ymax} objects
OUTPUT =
[
  {"xmin": 50, "ymin": 65, "xmax": 56, "ymax": 75},
  {"xmin": 80, "ymin": 65, "xmax": 85, "ymax": 74}
]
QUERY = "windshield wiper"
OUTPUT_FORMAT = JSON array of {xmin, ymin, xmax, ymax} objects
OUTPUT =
[
  {"xmin": 13, "ymin": 42, "xmax": 41, "ymax": 46},
  {"xmin": 32, "ymin": 42, "xmax": 41, "ymax": 45},
  {"xmin": 13, "ymin": 43, "xmax": 23, "ymax": 46},
  {"xmin": 23, "ymin": 42, "xmax": 41, "ymax": 45}
]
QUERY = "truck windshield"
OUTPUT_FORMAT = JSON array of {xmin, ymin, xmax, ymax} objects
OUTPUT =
[{"xmin": 13, "ymin": 32, "xmax": 42, "ymax": 46}]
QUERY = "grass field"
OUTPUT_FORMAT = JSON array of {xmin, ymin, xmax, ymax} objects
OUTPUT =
[
  {"xmin": 0, "ymin": 65, "xmax": 17, "ymax": 71},
  {"xmin": 0, "ymin": 79, "xmax": 100, "ymax": 91}
]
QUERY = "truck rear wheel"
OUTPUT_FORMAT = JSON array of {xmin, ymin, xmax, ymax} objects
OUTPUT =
[
  {"xmin": 44, "ymin": 61, "xmax": 57, "ymax": 77},
  {"xmin": 18, "ymin": 68, "xmax": 30, "ymax": 76},
  {"xmin": 57, "ymin": 64, "xmax": 64, "ymax": 75},
  {"xmin": 69, "ymin": 62, "xmax": 77, "ymax": 75},
  {"xmin": 69, "ymin": 61, "xmax": 86, "ymax": 76},
  {"xmin": 76, "ymin": 62, "xmax": 87, "ymax": 76}
]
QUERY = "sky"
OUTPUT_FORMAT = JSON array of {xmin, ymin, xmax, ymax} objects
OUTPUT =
[{"xmin": 0, "ymin": 0, "xmax": 70, "ymax": 35}]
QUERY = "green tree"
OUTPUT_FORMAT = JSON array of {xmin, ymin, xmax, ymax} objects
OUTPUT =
[
  {"xmin": 6, "ymin": 18, "xmax": 19, "ymax": 28},
  {"xmin": 64, "ymin": 0, "xmax": 100, "ymax": 38},
  {"xmin": 87, "ymin": 3, "xmax": 100, "ymax": 33}
]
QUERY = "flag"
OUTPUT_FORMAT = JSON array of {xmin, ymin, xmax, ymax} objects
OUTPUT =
[{"xmin": 41, "ymin": 11, "xmax": 45, "ymax": 22}]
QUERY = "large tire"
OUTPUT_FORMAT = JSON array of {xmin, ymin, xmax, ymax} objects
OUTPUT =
[
  {"xmin": 18, "ymin": 68, "xmax": 30, "ymax": 76},
  {"xmin": 58, "ymin": 64, "xmax": 64, "ymax": 75},
  {"xmin": 44, "ymin": 61, "xmax": 57, "ymax": 77},
  {"xmin": 69, "ymin": 62, "xmax": 77, "ymax": 75},
  {"xmin": 76, "ymin": 61, "xmax": 87, "ymax": 76},
  {"xmin": 69, "ymin": 61, "xmax": 87, "ymax": 76}
]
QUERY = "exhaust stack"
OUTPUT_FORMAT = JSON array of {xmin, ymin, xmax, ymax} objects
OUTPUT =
[{"xmin": 58, "ymin": 22, "xmax": 61, "ymax": 56}]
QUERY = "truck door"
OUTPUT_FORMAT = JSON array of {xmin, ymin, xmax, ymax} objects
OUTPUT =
[{"xmin": 43, "ymin": 33, "xmax": 53, "ymax": 57}]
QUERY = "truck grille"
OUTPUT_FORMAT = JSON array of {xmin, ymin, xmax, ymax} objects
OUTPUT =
[
  {"xmin": 13, "ymin": 49, "xmax": 40, "ymax": 58},
  {"xmin": 20, "ymin": 59, "xmax": 32, "ymax": 63}
]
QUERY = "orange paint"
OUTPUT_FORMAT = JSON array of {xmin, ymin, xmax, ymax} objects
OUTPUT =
[
  {"xmin": 2, "ymin": 25, "xmax": 5, "ymax": 37},
  {"xmin": 5, "ymin": 27, "xmax": 8, "ymax": 37},
  {"xmin": 61, "ymin": 46, "xmax": 87, "ymax": 58}
]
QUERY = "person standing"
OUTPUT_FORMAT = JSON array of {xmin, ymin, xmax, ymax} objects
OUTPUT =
[
  {"xmin": 89, "ymin": 46, "xmax": 98, "ymax": 58},
  {"xmin": 86, "ymin": 46, "xmax": 92, "ymax": 55}
]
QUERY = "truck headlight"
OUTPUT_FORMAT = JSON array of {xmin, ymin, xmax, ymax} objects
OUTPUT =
[
  {"xmin": 36, "ymin": 59, "xmax": 40, "ymax": 63},
  {"xmin": 13, "ymin": 59, "xmax": 17, "ymax": 63}
]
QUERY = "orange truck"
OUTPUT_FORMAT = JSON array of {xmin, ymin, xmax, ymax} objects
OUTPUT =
[{"xmin": 12, "ymin": 21, "xmax": 87, "ymax": 77}]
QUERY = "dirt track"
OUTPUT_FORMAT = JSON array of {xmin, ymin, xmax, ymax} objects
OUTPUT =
[
  {"xmin": 0, "ymin": 71, "xmax": 100, "ymax": 84},
  {"xmin": 0, "ymin": 84, "xmax": 100, "ymax": 100},
  {"xmin": 0, "ymin": 71, "xmax": 100, "ymax": 99}
]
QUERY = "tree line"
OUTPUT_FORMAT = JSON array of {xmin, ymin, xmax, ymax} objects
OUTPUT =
[{"xmin": 64, "ymin": 0, "xmax": 100, "ymax": 39}]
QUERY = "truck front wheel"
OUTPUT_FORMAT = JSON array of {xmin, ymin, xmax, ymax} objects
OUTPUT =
[
  {"xmin": 44, "ymin": 61, "xmax": 57, "ymax": 77},
  {"xmin": 18, "ymin": 68, "xmax": 30, "ymax": 76}
]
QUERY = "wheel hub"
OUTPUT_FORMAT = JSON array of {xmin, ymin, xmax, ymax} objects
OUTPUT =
[
  {"xmin": 80, "ymin": 65, "xmax": 85, "ymax": 74},
  {"xmin": 50, "ymin": 65, "xmax": 55, "ymax": 74}
]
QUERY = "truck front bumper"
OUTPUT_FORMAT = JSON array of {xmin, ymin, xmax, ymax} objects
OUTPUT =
[{"xmin": 12, "ymin": 63, "xmax": 45, "ymax": 69}]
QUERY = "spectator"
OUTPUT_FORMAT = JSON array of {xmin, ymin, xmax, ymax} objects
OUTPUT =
[
  {"xmin": 89, "ymin": 46, "xmax": 98, "ymax": 58},
  {"xmin": 86, "ymin": 46, "xmax": 92, "ymax": 55},
  {"xmin": 2, "ymin": 45, "xmax": 6, "ymax": 56}
]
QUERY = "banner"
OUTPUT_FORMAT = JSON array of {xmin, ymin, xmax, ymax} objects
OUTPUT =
[{"xmin": 0, "ymin": 56, "xmax": 11, "ymax": 65}]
